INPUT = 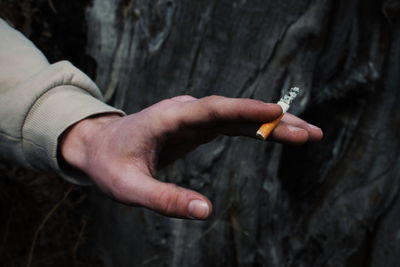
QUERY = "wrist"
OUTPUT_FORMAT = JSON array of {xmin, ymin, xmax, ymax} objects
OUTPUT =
[{"xmin": 59, "ymin": 114, "xmax": 121, "ymax": 172}]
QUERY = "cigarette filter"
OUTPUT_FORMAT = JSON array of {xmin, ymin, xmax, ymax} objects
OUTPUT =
[{"xmin": 256, "ymin": 87, "xmax": 300, "ymax": 140}]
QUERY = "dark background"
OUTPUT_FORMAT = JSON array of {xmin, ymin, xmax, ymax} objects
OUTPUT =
[{"xmin": 0, "ymin": 0, "xmax": 400, "ymax": 266}]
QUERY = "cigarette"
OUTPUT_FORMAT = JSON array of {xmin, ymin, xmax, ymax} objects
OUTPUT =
[{"xmin": 256, "ymin": 87, "xmax": 300, "ymax": 140}]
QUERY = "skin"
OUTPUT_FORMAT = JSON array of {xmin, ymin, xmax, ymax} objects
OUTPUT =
[{"xmin": 60, "ymin": 95, "xmax": 323, "ymax": 220}]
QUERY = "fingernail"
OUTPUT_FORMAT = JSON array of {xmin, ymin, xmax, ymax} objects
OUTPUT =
[
  {"xmin": 287, "ymin": 125, "xmax": 304, "ymax": 132},
  {"xmin": 266, "ymin": 103, "xmax": 283, "ymax": 112},
  {"xmin": 188, "ymin": 199, "xmax": 210, "ymax": 219},
  {"xmin": 308, "ymin": 124, "xmax": 321, "ymax": 130}
]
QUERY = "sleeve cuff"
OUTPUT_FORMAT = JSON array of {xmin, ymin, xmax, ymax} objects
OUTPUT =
[{"xmin": 22, "ymin": 85, "xmax": 125, "ymax": 185}]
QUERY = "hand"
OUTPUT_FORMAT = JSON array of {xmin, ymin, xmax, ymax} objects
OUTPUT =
[{"xmin": 60, "ymin": 95, "xmax": 323, "ymax": 220}]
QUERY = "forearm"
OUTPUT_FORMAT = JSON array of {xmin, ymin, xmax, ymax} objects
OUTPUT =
[{"xmin": 0, "ymin": 18, "xmax": 124, "ymax": 184}]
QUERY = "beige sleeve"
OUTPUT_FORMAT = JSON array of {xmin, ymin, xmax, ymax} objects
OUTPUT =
[{"xmin": 0, "ymin": 18, "xmax": 125, "ymax": 185}]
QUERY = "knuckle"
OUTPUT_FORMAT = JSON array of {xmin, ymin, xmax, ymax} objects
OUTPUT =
[
  {"xmin": 144, "ymin": 101, "xmax": 182, "ymax": 132},
  {"xmin": 294, "ymin": 121, "xmax": 309, "ymax": 131},
  {"xmin": 160, "ymin": 107, "xmax": 185, "ymax": 131},
  {"xmin": 158, "ymin": 98, "xmax": 176, "ymax": 107},
  {"xmin": 170, "ymin": 95, "xmax": 197, "ymax": 102},
  {"xmin": 201, "ymin": 95, "xmax": 225, "ymax": 120},
  {"xmin": 203, "ymin": 95, "xmax": 222, "ymax": 103},
  {"xmin": 153, "ymin": 183, "xmax": 181, "ymax": 215}
]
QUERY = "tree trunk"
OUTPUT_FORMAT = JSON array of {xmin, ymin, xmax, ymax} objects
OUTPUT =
[{"xmin": 1, "ymin": 0, "xmax": 400, "ymax": 266}]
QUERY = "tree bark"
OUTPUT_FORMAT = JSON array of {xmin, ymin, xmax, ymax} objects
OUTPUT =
[{"xmin": 1, "ymin": 0, "xmax": 400, "ymax": 266}]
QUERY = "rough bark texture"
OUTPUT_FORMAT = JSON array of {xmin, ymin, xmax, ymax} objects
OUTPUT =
[{"xmin": 1, "ymin": 0, "xmax": 400, "ymax": 267}]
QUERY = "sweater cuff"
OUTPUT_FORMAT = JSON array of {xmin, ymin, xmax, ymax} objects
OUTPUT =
[{"xmin": 22, "ymin": 85, "xmax": 125, "ymax": 185}]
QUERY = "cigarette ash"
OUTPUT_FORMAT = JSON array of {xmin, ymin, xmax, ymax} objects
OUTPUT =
[{"xmin": 280, "ymin": 87, "xmax": 300, "ymax": 106}]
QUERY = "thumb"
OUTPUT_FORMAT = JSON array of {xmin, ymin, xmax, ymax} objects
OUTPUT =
[
  {"xmin": 113, "ymin": 170, "xmax": 213, "ymax": 219},
  {"xmin": 146, "ymin": 180, "xmax": 213, "ymax": 220}
]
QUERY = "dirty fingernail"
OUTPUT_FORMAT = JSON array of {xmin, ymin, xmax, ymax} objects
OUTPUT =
[{"xmin": 188, "ymin": 199, "xmax": 210, "ymax": 219}]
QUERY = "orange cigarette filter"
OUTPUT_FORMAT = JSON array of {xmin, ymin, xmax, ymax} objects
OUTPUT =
[{"xmin": 256, "ymin": 87, "xmax": 300, "ymax": 140}]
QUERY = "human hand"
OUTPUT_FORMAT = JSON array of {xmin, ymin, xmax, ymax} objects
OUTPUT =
[{"xmin": 60, "ymin": 95, "xmax": 323, "ymax": 220}]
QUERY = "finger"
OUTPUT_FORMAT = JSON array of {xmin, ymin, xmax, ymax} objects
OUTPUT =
[
  {"xmin": 146, "ymin": 180, "xmax": 212, "ymax": 220},
  {"xmin": 269, "ymin": 121, "xmax": 310, "ymax": 145},
  {"xmin": 281, "ymin": 113, "xmax": 323, "ymax": 141},
  {"xmin": 110, "ymin": 167, "xmax": 212, "ymax": 220},
  {"xmin": 206, "ymin": 120, "xmax": 322, "ymax": 144},
  {"xmin": 190, "ymin": 113, "xmax": 323, "ymax": 142},
  {"xmin": 177, "ymin": 95, "xmax": 283, "ymax": 127}
]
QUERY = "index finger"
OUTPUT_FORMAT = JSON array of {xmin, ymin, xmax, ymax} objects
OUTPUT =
[{"xmin": 177, "ymin": 95, "xmax": 283, "ymax": 126}]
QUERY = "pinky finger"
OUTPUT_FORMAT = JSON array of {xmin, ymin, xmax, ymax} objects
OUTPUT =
[{"xmin": 281, "ymin": 113, "xmax": 323, "ymax": 142}]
